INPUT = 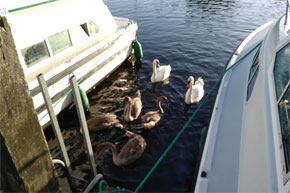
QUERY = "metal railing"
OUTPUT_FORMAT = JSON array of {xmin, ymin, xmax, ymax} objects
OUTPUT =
[
  {"xmin": 285, "ymin": 0, "xmax": 290, "ymax": 25},
  {"xmin": 37, "ymin": 74, "xmax": 103, "ymax": 192}
]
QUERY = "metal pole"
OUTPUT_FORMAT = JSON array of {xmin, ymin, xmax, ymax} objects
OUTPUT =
[
  {"xmin": 285, "ymin": 0, "xmax": 289, "ymax": 25},
  {"xmin": 52, "ymin": 159, "xmax": 78, "ymax": 192},
  {"xmin": 37, "ymin": 74, "xmax": 73, "ymax": 176},
  {"xmin": 83, "ymin": 174, "xmax": 103, "ymax": 193},
  {"xmin": 69, "ymin": 75, "xmax": 97, "ymax": 176}
]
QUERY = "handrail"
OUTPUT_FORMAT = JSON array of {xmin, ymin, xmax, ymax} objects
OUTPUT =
[
  {"xmin": 83, "ymin": 174, "xmax": 103, "ymax": 193},
  {"xmin": 285, "ymin": 0, "xmax": 290, "ymax": 25}
]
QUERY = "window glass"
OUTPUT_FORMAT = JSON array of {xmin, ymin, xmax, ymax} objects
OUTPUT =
[
  {"xmin": 247, "ymin": 47, "xmax": 261, "ymax": 101},
  {"xmin": 247, "ymin": 66, "xmax": 259, "ymax": 101},
  {"xmin": 88, "ymin": 21, "xmax": 99, "ymax": 35},
  {"xmin": 48, "ymin": 30, "xmax": 72, "ymax": 55},
  {"xmin": 81, "ymin": 23, "xmax": 90, "ymax": 36},
  {"xmin": 274, "ymin": 43, "xmax": 290, "ymax": 100},
  {"xmin": 280, "ymin": 86, "xmax": 290, "ymax": 137},
  {"xmin": 21, "ymin": 41, "xmax": 50, "ymax": 67},
  {"xmin": 248, "ymin": 46, "xmax": 260, "ymax": 80},
  {"xmin": 279, "ymin": 87, "xmax": 290, "ymax": 172}
]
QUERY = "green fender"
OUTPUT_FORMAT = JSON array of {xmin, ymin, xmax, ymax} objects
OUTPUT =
[
  {"xmin": 78, "ymin": 87, "xmax": 90, "ymax": 111},
  {"xmin": 133, "ymin": 39, "xmax": 143, "ymax": 60},
  {"xmin": 199, "ymin": 126, "xmax": 207, "ymax": 149}
]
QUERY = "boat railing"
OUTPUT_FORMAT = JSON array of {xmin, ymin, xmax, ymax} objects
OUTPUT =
[
  {"xmin": 285, "ymin": 0, "xmax": 290, "ymax": 25},
  {"xmin": 37, "ymin": 74, "xmax": 103, "ymax": 192}
]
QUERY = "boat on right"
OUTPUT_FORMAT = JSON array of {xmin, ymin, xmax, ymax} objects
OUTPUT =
[{"xmin": 195, "ymin": 1, "xmax": 290, "ymax": 192}]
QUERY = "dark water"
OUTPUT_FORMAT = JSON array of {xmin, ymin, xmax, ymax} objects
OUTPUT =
[{"xmin": 45, "ymin": 0, "xmax": 285, "ymax": 192}]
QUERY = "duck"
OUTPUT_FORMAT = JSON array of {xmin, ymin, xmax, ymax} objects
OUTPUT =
[
  {"xmin": 86, "ymin": 113, "xmax": 123, "ymax": 132},
  {"xmin": 150, "ymin": 59, "xmax": 171, "ymax": 83},
  {"xmin": 123, "ymin": 90, "xmax": 142, "ymax": 122},
  {"xmin": 141, "ymin": 96, "xmax": 168, "ymax": 129},
  {"xmin": 185, "ymin": 76, "xmax": 205, "ymax": 104},
  {"xmin": 97, "ymin": 130, "xmax": 146, "ymax": 167}
]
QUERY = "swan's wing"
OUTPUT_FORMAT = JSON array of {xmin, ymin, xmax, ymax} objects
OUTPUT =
[
  {"xmin": 162, "ymin": 65, "xmax": 171, "ymax": 80},
  {"xmin": 143, "ymin": 121, "xmax": 157, "ymax": 129},
  {"xmin": 191, "ymin": 86, "xmax": 200, "ymax": 102},
  {"xmin": 141, "ymin": 111, "xmax": 154, "ymax": 122},
  {"xmin": 156, "ymin": 65, "xmax": 171, "ymax": 81},
  {"xmin": 143, "ymin": 112, "xmax": 161, "ymax": 123},
  {"xmin": 196, "ymin": 85, "xmax": 205, "ymax": 102},
  {"xmin": 131, "ymin": 98, "xmax": 142, "ymax": 119}
]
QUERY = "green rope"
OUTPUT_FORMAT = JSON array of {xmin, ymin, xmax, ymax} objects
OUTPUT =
[
  {"xmin": 39, "ymin": 23, "xmax": 133, "ymax": 122},
  {"xmin": 97, "ymin": 41, "xmax": 262, "ymax": 193},
  {"xmin": 98, "ymin": 179, "xmax": 134, "ymax": 193},
  {"xmin": 98, "ymin": 41, "xmax": 262, "ymax": 193},
  {"xmin": 133, "ymin": 41, "xmax": 262, "ymax": 192}
]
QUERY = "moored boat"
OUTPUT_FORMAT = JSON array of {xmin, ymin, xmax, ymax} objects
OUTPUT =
[
  {"xmin": 0, "ymin": 0, "xmax": 140, "ymax": 128},
  {"xmin": 195, "ymin": 1, "xmax": 290, "ymax": 192}
]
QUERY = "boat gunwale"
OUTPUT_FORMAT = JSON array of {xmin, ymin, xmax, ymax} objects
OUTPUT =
[{"xmin": 195, "ymin": 17, "xmax": 277, "ymax": 193}]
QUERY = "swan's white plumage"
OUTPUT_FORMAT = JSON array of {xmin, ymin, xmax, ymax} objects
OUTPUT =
[
  {"xmin": 150, "ymin": 59, "xmax": 171, "ymax": 83},
  {"xmin": 185, "ymin": 76, "xmax": 204, "ymax": 104}
]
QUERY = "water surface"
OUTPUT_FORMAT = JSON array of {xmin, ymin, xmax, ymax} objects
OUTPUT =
[{"xmin": 46, "ymin": 0, "xmax": 285, "ymax": 192}]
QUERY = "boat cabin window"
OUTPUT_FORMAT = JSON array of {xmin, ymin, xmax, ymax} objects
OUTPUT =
[
  {"xmin": 274, "ymin": 42, "xmax": 290, "ymax": 174},
  {"xmin": 247, "ymin": 46, "xmax": 261, "ymax": 101},
  {"xmin": 81, "ymin": 23, "xmax": 90, "ymax": 36},
  {"xmin": 48, "ymin": 30, "xmax": 72, "ymax": 55},
  {"xmin": 88, "ymin": 21, "xmax": 99, "ymax": 35},
  {"xmin": 20, "ymin": 41, "xmax": 50, "ymax": 67}
]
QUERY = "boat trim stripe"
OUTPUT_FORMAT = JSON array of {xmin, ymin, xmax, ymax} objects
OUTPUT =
[
  {"xmin": 8, "ymin": 0, "xmax": 61, "ymax": 13},
  {"xmin": 36, "ymin": 43, "xmax": 132, "ymax": 114},
  {"xmin": 30, "ymin": 35, "xmax": 120, "ymax": 97}
]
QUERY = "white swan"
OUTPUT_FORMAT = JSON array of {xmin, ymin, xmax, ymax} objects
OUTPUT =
[
  {"xmin": 150, "ymin": 59, "xmax": 171, "ymax": 83},
  {"xmin": 185, "ymin": 76, "xmax": 205, "ymax": 104}
]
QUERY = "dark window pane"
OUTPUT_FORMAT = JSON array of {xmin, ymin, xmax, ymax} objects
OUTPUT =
[
  {"xmin": 280, "ymin": 87, "xmax": 290, "ymax": 138},
  {"xmin": 283, "ymin": 138, "xmax": 290, "ymax": 172},
  {"xmin": 280, "ymin": 87, "xmax": 290, "ymax": 172},
  {"xmin": 21, "ymin": 41, "xmax": 50, "ymax": 67},
  {"xmin": 81, "ymin": 23, "xmax": 90, "ymax": 36},
  {"xmin": 247, "ymin": 66, "xmax": 259, "ymax": 101},
  {"xmin": 248, "ymin": 47, "xmax": 260, "ymax": 81},
  {"xmin": 274, "ymin": 43, "xmax": 290, "ymax": 99}
]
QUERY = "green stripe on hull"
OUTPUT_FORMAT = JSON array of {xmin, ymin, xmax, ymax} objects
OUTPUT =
[{"xmin": 8, "ymin": 0, "xmax": 61, "ymax": 13}]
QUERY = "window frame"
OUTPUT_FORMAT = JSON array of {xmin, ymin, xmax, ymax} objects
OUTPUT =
[
  {"xmin": 246, "ymin": 46, "xmax": 261, "ymax": 101},
  {"xmin": 273, "ymin": 41, "xmax": 290, "ymax": 185}
]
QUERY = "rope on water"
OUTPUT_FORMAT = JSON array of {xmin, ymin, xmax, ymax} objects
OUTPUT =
[
  {"xmin": 98, "ymin": 41, "xmax": 262, "ymax": 193},
  {"xmin": 98, "ymin": 179, "xmax": 134, "ymax": 193},
  {"xmin": 133, "ymin": 40, "xmax": 262, "ymax": 193}
]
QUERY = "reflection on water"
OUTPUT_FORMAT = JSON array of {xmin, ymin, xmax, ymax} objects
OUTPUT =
[
  {"xmin": 45, "ymin": 0, "xmax": 285, "ymax": 192},
  {"xmin": 186, "ymin": 0, "xmax": 236, "ymax": 14}
]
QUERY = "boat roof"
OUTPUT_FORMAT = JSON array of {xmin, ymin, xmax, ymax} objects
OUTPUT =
[{"xmin": 1, "ymin": 0, "xmax": 117, "ymax": 49}]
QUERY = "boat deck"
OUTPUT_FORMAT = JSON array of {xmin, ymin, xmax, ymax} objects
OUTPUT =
[
  {"xmin": 206, "ymin": 47, "xmax": 258, "ymax": 192},
  {"xmin": 195, "ymin": 20, "xmax": 278, "ymax": 192}
]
